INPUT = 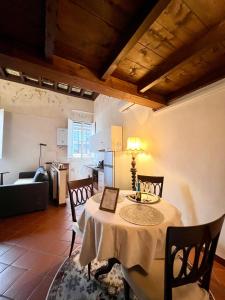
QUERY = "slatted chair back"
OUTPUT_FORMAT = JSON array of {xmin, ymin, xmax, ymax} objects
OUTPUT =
[
  {"xmin": 165, "ymin": 214, "xmax": 225, "ymax": 300},
  {"xmin": 67, "ymin": 177, "xmax": 94, "ymax": 223},
  {"xmin": 137, "ymin": 175, "xmax": 164, "ymax": 197}
]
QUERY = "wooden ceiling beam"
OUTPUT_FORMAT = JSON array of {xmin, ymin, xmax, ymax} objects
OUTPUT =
[
  {"xmin": 139, "ymin": 20, "xmax": 225, "ymax": 93},
  {"xmin": 92, "ymin": 92, "xmax": 99, "ymax": 100},
  {"xmin": 80, "ymin": 89, "xmax": 84, "ymax": 97},
  {"xmin": 68, "ymin": 85, "xmax": 72, "ymax": 94},
  {"xmin": 0, "ymin": 67, "xmax": 6, "ymax": 78},
  {"xmin": 53, "ymin": 55, "xmax": 166, "ymax": 108},
  {"xmin": 0, "ymin": 68, "xmax": 96, "ymax": 101},
  {"xmin": 45, "ymin": 0, "xmax": 59, "ymax": 60},
  {"xmin": 0, "ymin": 51, "xmax": 166, "ymax": 109},
  {"xmin": 19, "ymin": 72, "xmax": 25, "ymax": 82},
  {"xmin": 168, "ymin": 63, "xmax": 225, "ymax": 101},
  {"xmin": 101, "ymin": 0, "xmax": 171, "ymax": 80}
]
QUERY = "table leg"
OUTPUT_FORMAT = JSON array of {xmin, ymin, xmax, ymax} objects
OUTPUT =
[{"xmin": 94, "ymin": 258, "xmax": 120, "ymax": 280}]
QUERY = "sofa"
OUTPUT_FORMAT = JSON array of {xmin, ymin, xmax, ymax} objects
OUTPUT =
[{"xmin": 0, "ymin": 167, "xmax": 49, "ymax": 217}]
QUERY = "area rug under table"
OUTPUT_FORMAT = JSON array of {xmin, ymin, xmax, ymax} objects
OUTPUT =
[{"xmin": 47, "ymin": 247, "xmax": 137, "ymax": 300}]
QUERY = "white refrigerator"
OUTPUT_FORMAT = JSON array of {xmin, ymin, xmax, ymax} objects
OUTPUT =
[
  {"xmin": 104, "ymin": 151, "xmax": 115, "ymax": 187},
  {"xmin": 104, "ymin": 151, "xmax": 129, "ymax": 189}
]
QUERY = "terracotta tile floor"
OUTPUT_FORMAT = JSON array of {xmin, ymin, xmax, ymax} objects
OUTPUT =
[
  {"xmin": 0, "ymin": 201, "xmax": 76, "ymax": 300},
  {"xmin": 0, "ymin": 202, "xmax": 225, "ymax": 300}
]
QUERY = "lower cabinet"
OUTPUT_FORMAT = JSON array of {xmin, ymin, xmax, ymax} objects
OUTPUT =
[
  {"xmin": 48, "ymin": 164, "xmax": 69, "ymax": 206},
  {"xmin": 98, "ymin": 171, "xmax": 104, "ymax": 192}
]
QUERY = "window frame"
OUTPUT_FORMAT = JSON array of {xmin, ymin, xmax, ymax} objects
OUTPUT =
[{"xmin": 68, "ymin": 120, "xmax": 93, "ymax": 159}]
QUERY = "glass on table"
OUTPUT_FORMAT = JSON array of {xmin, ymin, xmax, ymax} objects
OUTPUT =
[{"xmin": 140, "ymin": 182, "xmax": 149, "ymax": 193}]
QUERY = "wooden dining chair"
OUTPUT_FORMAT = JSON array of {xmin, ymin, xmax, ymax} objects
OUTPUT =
[
  {"xmin": 122, "ymin": 214, "xmax": 225, "ymax": 300},
  {"xmin": 137, "ymin": 175, "xmax": 164, "ymax": 197},
  {"xmin": 67, "ymin": 177, "xmax": 94, "ymax": 279}
]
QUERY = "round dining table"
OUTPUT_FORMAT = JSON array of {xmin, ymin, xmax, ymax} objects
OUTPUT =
[{"xmin": 78, "ymin": 190, "xmax": 182, "ymax": 276}]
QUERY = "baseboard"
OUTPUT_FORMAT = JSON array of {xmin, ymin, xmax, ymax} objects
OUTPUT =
[{"xmin": 215, "ymin": 254, "xmax": 225, "ymax": 266}]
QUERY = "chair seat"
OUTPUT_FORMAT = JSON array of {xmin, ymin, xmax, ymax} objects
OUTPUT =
[
  {"xmin": 122, "ymin": 259, "xmax": 210, "ymax": 300},
  {"xmin": 72, "ymin": 222, "xmax": 83, "ymax": 236}
]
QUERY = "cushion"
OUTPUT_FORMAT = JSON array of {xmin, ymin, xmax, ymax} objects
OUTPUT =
[
  {"xmin": 33, "ymin": 167, "xmax": 48, "ymax": 182},
  {"xmin": 14, "ymin": 178, "xmax": 34, "ymax": 185},
  {"xmin": 122, "ymin": 259, "xmax": 209, "ymax": 300}
]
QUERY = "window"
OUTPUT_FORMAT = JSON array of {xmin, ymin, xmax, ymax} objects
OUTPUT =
[{"xmin": 68, "ymin": 121, "xmax": 93, "ymax": 158}]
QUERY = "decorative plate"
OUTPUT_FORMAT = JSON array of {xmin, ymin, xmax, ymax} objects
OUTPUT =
[
  {"xmin": 119, "ymin": 204, "xmax": 164, "ymax": 226},
  {"xmin": 127, "ymin": 192, "xmax": 160, "ymax": 204},
  {"xmin": 93, "ymin": 193, "xmax": 123, "ymax": 203}
]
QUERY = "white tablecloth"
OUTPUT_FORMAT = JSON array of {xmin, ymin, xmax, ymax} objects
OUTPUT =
[{"xmin": 78, "ymin": 191, "xmax": 182, "ymax": 273}]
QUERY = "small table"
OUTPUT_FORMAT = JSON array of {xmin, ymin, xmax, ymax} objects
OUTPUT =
[
  {"xmin": 0, "ymin": 172, "xmax": 9, "ymax": 185},
  {"xmin": 78, "ymin": 190, "xmax": 182, "ymax": 277}
]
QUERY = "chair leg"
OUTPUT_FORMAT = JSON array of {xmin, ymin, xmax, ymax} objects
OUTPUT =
[
  {"xmin": 69, "ymin": 230, "xmax": 76, "ymax": 257},
  {"xmin": 123, "ymin": 278, "xmax": 130, "ymax": 300},
  {"xmin": 88, "ymin": 262, "xmax": 91, "ymax": 280}
]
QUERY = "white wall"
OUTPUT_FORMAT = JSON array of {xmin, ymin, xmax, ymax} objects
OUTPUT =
[
  {"xmin": 0, "ymin": 109, "xmax": 4, "ymax": 159},
  {"xmin": 94, "ymin": 81, "xmax": 225, "ymax": 259},
  {"xmin": 0, "ymin": 79, "xmax": 94, "ymax": 184}
]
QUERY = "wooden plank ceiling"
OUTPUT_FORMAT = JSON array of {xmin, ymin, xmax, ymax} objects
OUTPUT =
[{"xmin": 1, "ymin": 0, "xmax": 225, "ymax": 108}]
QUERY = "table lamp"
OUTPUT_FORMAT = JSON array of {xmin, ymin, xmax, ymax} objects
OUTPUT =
[{"xmin": 127, "ymin": 137, "xmax": 142, "ymax": 191}]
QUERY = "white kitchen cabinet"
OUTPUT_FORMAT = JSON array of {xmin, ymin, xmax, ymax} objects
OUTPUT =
[
  {"xmin": 57, "ymin": 128, "xmax": 68, "ymax": 146},
  {"xmin": 89, "ymin": 132, "xmax": 102, "ymax": 152},
  {"xmin": 105, "ymin": 126, "xmax": 122, "ymax": 151},
  {"xmin": 98, "ymin": 171, "xmax": 104, "ymax": 192},
  {"xmin": 89, "ymin": 125, "xmax": 122, "ymax": 152}
]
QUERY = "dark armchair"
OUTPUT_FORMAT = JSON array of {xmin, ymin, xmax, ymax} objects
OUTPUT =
[
  {"xmin": 0, "ymin": 168, "xmax": 49, "ymax": 218},
  {"xmin": 19, "ymin": 171, "xmax": 36, "ymax": 179}
]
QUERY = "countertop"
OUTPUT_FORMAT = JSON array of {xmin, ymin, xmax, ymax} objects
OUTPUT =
[{"xmin": 85, "ymin": 165, "xmax": 104, "ymax": 172}]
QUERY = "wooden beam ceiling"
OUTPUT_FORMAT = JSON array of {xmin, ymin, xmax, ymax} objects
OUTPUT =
[
  {"xmin": 168, "ymin": 62, "xmax": 225, "ymax": 101},
  {"xmin": 0, "ymin": 51, "xmax": 166, "ymax": 109},
  {"xmin": 0, "ymin": 67, "xmax": 6, "ymax": 77},
  {"xmin": 101, "ymin": 0, "xmax": 171, "ymax": 80},
  {"xmin": 2, "ymin": 0, "xmax": 225, "ymax": 108},
  {"xmin": 139, "ymin": 20, "xmax": 225, "ymax": 93},
  {"xmin": 45, "ymin": 0, "xmax": 59, "ymax": 60},
  {"xmin": 0, "ymin": 66, "xmax": 98, "ymax": 101}
]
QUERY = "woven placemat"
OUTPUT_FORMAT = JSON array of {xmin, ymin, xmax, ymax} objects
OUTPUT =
[{"xmin": 119, "ymin": 204, "xmax": 164, "ymax": 226}]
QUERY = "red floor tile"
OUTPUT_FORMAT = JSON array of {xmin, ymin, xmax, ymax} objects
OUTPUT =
[
  {"xmin": 27, "ymin": 275, "xmax": 53, "ymax": 300},
  {"xmin": 45, "ymin": 255, "xmax": 65, "ymax": 279},
  {"xmin": 0, "ymin": 265, "xmax": 26, "ymax": 294},
  {"xmin": 0, "ymin": 243, "xmax": 12, "ymax": 256},
  {"xmin": 0, "ymin": 245, "xmax": 27, "ymax": 265},
  {"xmin": 4, "ymin": 270, "xmax": 43, "ymax": 300},
  {"xmin": 12, "ymin": 250, "xmax": 58, "ymax": 274},
  {"xmin": 59, "ymin": 229, "xmax": 73, "ymax": 242},
  {"xmin": 0, "ymin": 262, "xmax": 8, "ymax": 273}
]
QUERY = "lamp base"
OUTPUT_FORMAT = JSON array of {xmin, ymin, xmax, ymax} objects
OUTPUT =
[{"xmin": 130, "ymin": 167, "xmax": 137, "ymax": 191}]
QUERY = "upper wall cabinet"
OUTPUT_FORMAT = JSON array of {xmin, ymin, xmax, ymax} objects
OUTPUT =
[
  {"xmin": 90, "ymin": 126, "xmax": 122, "ymax": 152},
  {"xmin": 57, "ymin": 128, "xmax": 68, "ymax": 146},
  {"xmin": 105, "ymin": 126, "xmax": 123, "ymax": 151}
]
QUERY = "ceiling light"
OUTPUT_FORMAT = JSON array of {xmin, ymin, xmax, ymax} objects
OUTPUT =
[{"xmin": 5, "ymin": 68, "xmax": 20, "ymax": 76}]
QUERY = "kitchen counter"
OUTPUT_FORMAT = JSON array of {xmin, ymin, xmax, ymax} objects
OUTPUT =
[{"xmin": 85, "ymin": 165, "xmax": 104, "ymax": 173}]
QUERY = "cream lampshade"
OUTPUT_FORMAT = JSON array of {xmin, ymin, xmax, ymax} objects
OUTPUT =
[
  {"xmin": 127, "ymin": 137, "xmax": 142, "ymax": 191},
  {"xmin": 127, "ymin": 137, "xmax": 142, "ymax": 152}
]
